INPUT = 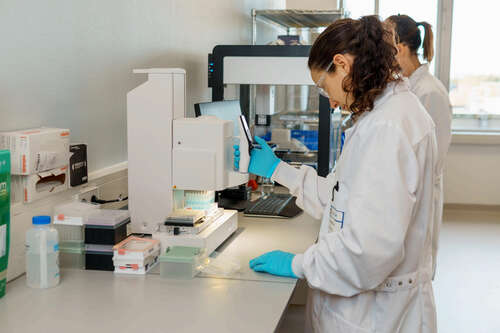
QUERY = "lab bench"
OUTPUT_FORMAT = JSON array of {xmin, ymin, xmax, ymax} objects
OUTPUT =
[{"xmin": 0, "ymin": 211, "xmax": 320, "ymax": 333}]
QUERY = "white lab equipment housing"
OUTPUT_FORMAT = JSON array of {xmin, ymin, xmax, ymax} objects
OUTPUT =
[
  {"xmin": 127, "ymin": 68, "xmax": 247, "ymax": 235},
  {"xmin": 208, "ymin": 45, "xmax": 335, "ymax": 177}
]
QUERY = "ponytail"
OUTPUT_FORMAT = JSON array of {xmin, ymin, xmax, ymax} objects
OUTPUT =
[
  {"xmin": 387, "ymin": 15, "xmax": 435, "ymax": 63},
  {"xmin": 417, "ymin": 21, "xmax": 434, "ymax": 62}
]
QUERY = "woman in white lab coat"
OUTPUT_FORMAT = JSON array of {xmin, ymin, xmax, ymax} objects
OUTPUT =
[
  {"xmin": 386, "ymin": 14, "xmax": 452, "ymax": 278},
  {"xmin": 240, "ymin": 16, "xmax": 439, "ymax": 332}
]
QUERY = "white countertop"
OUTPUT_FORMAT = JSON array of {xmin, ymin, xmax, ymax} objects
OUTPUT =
[{"xmin": 0, "ymin": 211, "xmax": 321, "ymax": 333}]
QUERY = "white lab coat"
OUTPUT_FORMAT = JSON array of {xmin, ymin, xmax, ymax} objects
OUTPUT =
[
  {"xmin": 409, "ymin": 64, "xmax": 452, "ymax": 278},
  {"xmin": 272, "ymin": 81, "xmax": 439, "ymax": 332}
]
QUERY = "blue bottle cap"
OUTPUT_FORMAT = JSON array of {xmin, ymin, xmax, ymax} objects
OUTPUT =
[{"xmin": 32, "ymin": 216, "xmax": 51, "ymax": 225}]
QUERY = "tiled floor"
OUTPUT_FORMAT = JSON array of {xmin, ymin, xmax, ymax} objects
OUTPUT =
[{"xmin": 277, "ymin": 207, "xmax": 500, "ymax": 332}]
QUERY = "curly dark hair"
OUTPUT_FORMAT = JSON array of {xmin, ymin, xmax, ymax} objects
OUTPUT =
[{"xmin": 308, "ymin": 15, "xmax": 401, "ymax": 115}]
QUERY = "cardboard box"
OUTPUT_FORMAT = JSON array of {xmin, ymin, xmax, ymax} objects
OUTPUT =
[
  {"xmin": 0, "ymin": 150, "xmax": 10, "ymax": 298},
  {"xmin": 0, "ymin": 128, "xmax": 70, "ymax": 175},
  {"xmin": 69, "ymin": 144, "xmax": 88, "ymax": 187},
  {"xmin": 12, "ymin": 166, "xmax": 69, "ymax": 203}
]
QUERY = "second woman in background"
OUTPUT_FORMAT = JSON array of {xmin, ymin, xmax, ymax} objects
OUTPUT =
[{"xmin": 386, "ymin": 14, "xmax": 452, "ymax": 279}]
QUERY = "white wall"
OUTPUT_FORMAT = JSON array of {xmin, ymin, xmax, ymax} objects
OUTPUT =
[
  {"xmin": 287, "ymin": 0, "xmax": 338, "ymax": 9},
  {"xmin": 444, "ymin": 142, "xmax": 500, "ymax": 205},
  {"xmin": 0, "ymin": 0, "xmax": 284, "ymax": 172},
  {"xmin": 1, "ymin": 0, "xmax": 286, "ymax": 281}
]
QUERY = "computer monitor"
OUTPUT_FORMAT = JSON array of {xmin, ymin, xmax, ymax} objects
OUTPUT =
[{"xmin": 194, "ymin": 100, "xmax": 242, "ymax": 136}]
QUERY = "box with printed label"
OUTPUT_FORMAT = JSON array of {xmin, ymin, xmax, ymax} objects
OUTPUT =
[
  {"xmin": 0, "ymin": 150, "xmax": 10, "ymax": 298},
  {"xmin": 0, "ymin": 128, "xmax": 70, "ymax": 175},
  {"xmin": 12, "ymin": 166, "xmax": 69, "ymax": 203},
  {"xmin": 69, "ymin": 144, "xmax": 88, "ymax": 187},
  {"xmin": 112, "ymin": 236, "xmax": 161, "ymax": 275}
]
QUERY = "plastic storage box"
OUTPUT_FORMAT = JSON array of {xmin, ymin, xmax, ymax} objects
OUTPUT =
[
  {"xmin": 53, "ymin": 201, "xmax": 100, "ymax": 247},
  {"xmin": 85, "ymin": 244, "xmax": 114, "ymax": 271},
  {"xmin": 85, "ymin": 210, "xmax": 130, "ymax": 245},
  {"xmin": 59, "ymin": 244, "xmax": 85, "ymax": 269},
  {"xmin": 114, "ymin": 254, "xmax": 159, "ymax": 275},
  {"xmin": 112, "ymin": 236, "xmax": 161, "ymax": 275},
  {"xmin": 159, "ymin": 246, "xmax": 203, "ymax": 279}
]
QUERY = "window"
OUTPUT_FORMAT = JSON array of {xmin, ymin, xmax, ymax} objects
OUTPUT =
[
  {"xmin": 449, "ymin": 0, "xmax": 500, "ymax": 117},
  {"xmin": 378, "ymin": 0, "xmax": 438, "ymax": 75},
  {"xmin": 345, "ymin": 0, "xmax": 438, "ymax": 74},
  {"xmin": 345, "ymin": 0, "xmax": 375, "ymax": 19},
  {"xmin": 346, "ymin": 0, "xmax": 499, "ymax": 129}
]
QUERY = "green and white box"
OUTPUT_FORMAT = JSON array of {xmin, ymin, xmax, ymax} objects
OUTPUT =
[{"xmin": 0, "ymin": 150, "xmax": 11, "ymax": 298}]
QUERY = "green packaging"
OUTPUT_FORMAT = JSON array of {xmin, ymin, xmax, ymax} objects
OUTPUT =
[{"xmin": 0, "ymin": 150, "xmax": 10, "ymax": 298}]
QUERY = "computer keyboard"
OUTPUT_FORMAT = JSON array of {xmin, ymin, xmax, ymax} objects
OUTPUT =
[{"xmin": 244, "ymin": 193, "xmax": 302, "ymax": 218}]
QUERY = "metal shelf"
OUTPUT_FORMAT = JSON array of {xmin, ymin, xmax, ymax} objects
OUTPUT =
[{"xmin": 253, "ymin": 9, "xmax": 344, "ymax": 29}]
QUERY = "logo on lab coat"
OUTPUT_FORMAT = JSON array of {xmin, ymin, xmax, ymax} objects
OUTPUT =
[{"xmin": 329, "ymin": 204, "xmax": 344, "ymax": 233}]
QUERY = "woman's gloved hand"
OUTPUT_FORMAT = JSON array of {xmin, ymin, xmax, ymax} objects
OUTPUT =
[
  {"xmin": 233, "ymin": 136, "xmax": 281, "ymax": 178},
  {"xmin": 249, "ymin": 250, "xmax": 297, "ymax": 278}
]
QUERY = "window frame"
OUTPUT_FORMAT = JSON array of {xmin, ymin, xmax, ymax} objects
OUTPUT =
[
  {"xmin": 351, "ymin": 0, "xmax": 499, "ymax": 128},
  {"xmin": 435, "ymin": 0, "xmax": 500, "ymax": 127}
]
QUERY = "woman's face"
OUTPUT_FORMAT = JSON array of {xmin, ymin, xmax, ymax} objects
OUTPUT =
[{"xmin": 310, "ymin": 53, "xmax": 354, "ymax": 110}]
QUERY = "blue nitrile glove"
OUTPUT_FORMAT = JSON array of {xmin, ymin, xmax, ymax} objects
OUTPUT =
[
  {"xmin": 249, "ymin": 136, "xmax": 281, "ymax": 178},
  {"xmin": 249, "ymin": 250, "xmax": 297, "ymax": 278},
  {"xmin": 233, "ymin": 145, "xmax": 240, "ymax": 170}
]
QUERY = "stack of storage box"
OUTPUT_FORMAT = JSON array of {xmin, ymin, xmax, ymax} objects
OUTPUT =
[
  {"xmin": 84, "ymin": 210, "xmax": 130, "ymax": 271},
  {"xmin": 113, "ymin": 236, "xmax": 161, "ymax": 275},
  {"xmin": 0, "ymin": 128, "xmax": 70, "ymax": 203},
  {"xmin": 53, "ymin": 201, "xmax": 100, "ymax": 269}
]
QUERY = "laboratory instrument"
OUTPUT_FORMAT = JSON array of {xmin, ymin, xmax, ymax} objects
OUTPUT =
[
  {"xmin": 25, "ymin": 216, "xmax": 60, "ymax": 289},
  {"xmin": 164, "ymin": 209, "xmax": 205, "ymax": 227},
  {"xmin": 194, "ymin": 100, "xmax": 251, "ymax": 209},
  {"xmin": 208, "ymin": 44, "xmax": 342, "ymax": 177},
  {"xmin": 127, "ymin": 68, "xmax": 248, "ymax": 256},
  {"xmin": 161, "ymin": 207, "xmax": 224, "ymax": 236}
]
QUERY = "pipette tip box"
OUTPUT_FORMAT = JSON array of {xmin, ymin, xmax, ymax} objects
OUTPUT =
[{"xmin": 84, "ymin": 210, "xmax": 130, "ymax": 245}]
